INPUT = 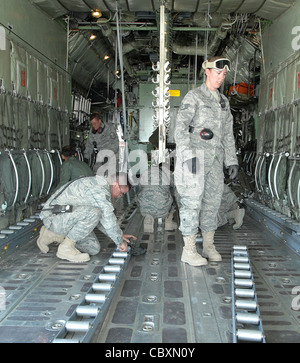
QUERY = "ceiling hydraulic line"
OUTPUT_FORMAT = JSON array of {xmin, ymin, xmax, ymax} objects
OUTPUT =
[{"xmin": 77, "ymin": 25, "xmax": 218, "ymax": 31}]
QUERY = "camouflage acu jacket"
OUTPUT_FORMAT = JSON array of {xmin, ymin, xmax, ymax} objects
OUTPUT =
[
  {"xmin": 84, "ymin": 122, "xmax": 119, "ymax": 160},
  {"xmin": 42, "ymin": 176, "xmax": 123, "ymax": 246},
  {"xmin": 55, "ymin": 156, "xmax": 94, "ymax": 190},
  {"xmin": 175, "ymin": 83, "xmax": 237, "ymax": 168}
]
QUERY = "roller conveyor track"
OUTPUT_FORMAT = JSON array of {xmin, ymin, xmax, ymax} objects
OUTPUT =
[
  {"xmin": 0, "ymin": 197, "xmax": 141, "ymax": 343},
  {"xmin": 0, "ymin": 198, "xmax": 300, "ymax": 343},
  {"xmin": 91, "ymin": 207, "xmax": 300, "ymax": 343}
]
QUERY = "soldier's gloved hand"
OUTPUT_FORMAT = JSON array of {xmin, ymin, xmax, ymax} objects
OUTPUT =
[
  {"xmin": 118, "ymin": 235, "xmax": 137, "ymax": 252},
  {"xmin": 122, "ymin": 234, "xmax": 137, "ymax": 243},
  {"xmin": 128, "ymin": 237, "xmax": 146, "ymax": 256},
  {"xmin": 118, "ymin": 241, "xmax": 128, "ymax": 252},
  {"xmin": 228, "ymin": 165, "xmax": 239, "ymax": 179},
  {"xmin": 184, "ymin": 157, "xmax": 200, "ymax": 174}
]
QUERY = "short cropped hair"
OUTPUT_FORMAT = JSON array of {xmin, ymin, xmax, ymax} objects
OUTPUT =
[
  {"xmin": 61, "ymin": 145, "xmax": 76, "ymax": 157},
  {"xmin": 109, "ymin": 172, "xmax": 130, "ymax": 188},
  {"xmin": 90, "ymin": 112, "xmax": 102, "ymax": 121}
]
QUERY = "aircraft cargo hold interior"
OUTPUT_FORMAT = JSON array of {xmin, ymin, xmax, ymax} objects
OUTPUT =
[{"xmin": 0, "ymin": 0, "xmax": 300, "ymax": 344}]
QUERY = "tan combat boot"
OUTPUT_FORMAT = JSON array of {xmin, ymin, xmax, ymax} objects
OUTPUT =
[
  {"xmin": 181, "ymin": 235, "xmax": 208, "ymax": 266},
  {"xmin": 37, "ymin": 226, "xmax": 64, "ymax": 253},
  {"xmin": 164, "ymin": 211, "xmax": 178, "ymax": 231},
  {"xmin": 56, "ymin": 237, "xmax": 90, "ymax": 263},
  {"xmin": 226, "ymin": 208, "xmax": 245, "ymax": 229},
  {"xmin": 144, "ymin": 214, "xmax": 155, "ymax": 233},
  {"xmin": 202, "ymin": 231, "xmax": 222, "ymax": 262}
]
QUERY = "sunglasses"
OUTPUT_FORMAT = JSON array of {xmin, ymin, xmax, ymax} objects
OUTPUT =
[{"xmin": 202, "ymin": 58, "xmax": 231, "ymax": 72}]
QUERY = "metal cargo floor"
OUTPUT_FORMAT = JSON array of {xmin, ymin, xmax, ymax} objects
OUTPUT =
[
  {"xmin": 91, "ymin": 211, "xmax": 300, "ymax": 343},
  {"xmin": 0, "ymin": 199, "xmax": 300, "ymax": 343}
]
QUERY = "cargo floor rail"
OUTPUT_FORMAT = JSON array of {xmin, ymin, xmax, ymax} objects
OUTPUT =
[
  {"xmin": 52, "ymin": 249, "xmax": 130, "ymax": 343},
  {"xmin": 231, "ymin": 245, "xmax": 266, "ymax": 343}
]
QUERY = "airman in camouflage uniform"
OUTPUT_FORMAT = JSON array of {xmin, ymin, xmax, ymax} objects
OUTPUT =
[
  {"xmin": 84, "ymin": 113, "xmax": 119, "ymax": 172},
  {"xmin": 217, "ymin": 184, "xmax": 245, "ymax": 229},
  {"xmin": 37, "ymin": 174, "xmax": 135, "ymax": 262},
  {"xmin": 175, "ymin": 56, "xmax": 238, "ymax": 266},
  {"xmin": 55, "ymin": 145, "xmax": 94, "ymax": 190},
  {"xmin": 136, "ymin": 165, "xmax": 177, "ymax": 232}
]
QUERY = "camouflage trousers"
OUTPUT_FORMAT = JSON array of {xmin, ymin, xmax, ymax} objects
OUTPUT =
[
  {"xmin": 175, "ymin": 157, "xmax": 224, "ymax": 235},
  {"xmin": 41, "ymin": 206, "xmax": 101, "ymax": 255},
  {"xmin": 217, "ymin": 184, "xmax": 239, "ymax": 227},
  {"xmin": 136, "ymin": 186, "xmax": 173, "ymax": 218}
]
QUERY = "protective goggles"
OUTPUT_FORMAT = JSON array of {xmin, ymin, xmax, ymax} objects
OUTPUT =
[{"xmin": 202, "ymin": 58, "xmax": 231, "ymax": 71}]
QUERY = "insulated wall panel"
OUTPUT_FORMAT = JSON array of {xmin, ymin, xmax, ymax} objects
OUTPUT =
[
  {"xmin": 276, "ymin": 67, "xmax": 286, "ymax": 106},
  {"xmin": 58, "ymin": 73, "xmax": 70, "ymax": 112},
  {"xmin": 267, "ymin": 76, "xmax": 276, "ymax": 110},
  {"xmin": 47, "ymin": 67, "xmax": 58, "ymax": 108},
  {"xmin": 285, "ymin": 61, "xmax": 296, "ymax": 105},
  {"xmin": 37, "ymin": 60, "xmax": 48, "ymax": 105},
  {"xmin": 0, "ymin": 0, "xmax": 67, "ymax": 70},
  {"xmin": 10, "ymin": 42, "xmax": 27, "ymax": 97},
  {"xmin": 296, "ymin": 61, "xmax": 300, "ymax": 101},
  {"xmin": 26, "ymin": 53, "xmax": 38, "ymax": 101},
  {"xmin": 0, "ymin": 26, "xmax": 10, "ymax": 90}
]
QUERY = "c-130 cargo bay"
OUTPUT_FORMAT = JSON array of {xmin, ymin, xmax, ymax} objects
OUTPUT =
[{"xmin": 0, "ymin": 0, "xmax": 300, "ymax": 343}]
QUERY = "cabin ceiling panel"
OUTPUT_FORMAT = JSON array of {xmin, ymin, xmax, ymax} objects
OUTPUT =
[
  {"xmin": 30, "ymin": 0, "xmax": 67, "ymax": 19},
  {"xmin": 31, "ymin": 0, "xmax": 295, "ymax": 20},
  {"xmin": 68, "ymin": 31, "xmax": 115, "ymax": 87},
  {"xmin": 29, "ymin": 0, "xmax": 295, "ymax": 94}
]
